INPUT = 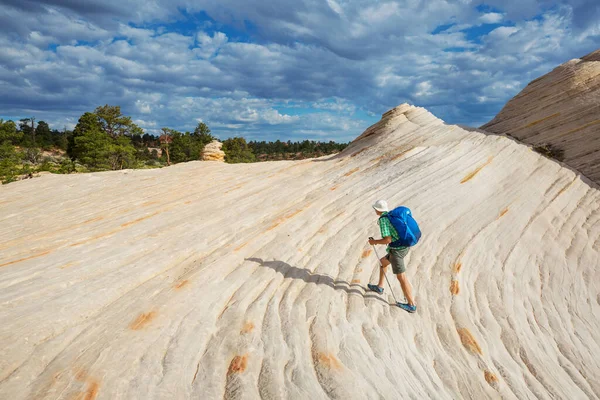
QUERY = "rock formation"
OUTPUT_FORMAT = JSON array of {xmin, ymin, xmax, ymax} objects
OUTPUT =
[
  {"xmin": 481, "ymin": 49, "xmax": 600, "ymax": 184},
  {"xmin": 0, "ymin": 104, "xmax": 599, "ymax": 399},
  {"xmin": 201, "ymin": 140, "xmax": 225, "ymax": 162}
]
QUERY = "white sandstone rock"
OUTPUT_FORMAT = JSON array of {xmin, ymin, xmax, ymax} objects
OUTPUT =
[
  {"xmin": 482, "ymin": 49, "xmax": 600, "ymax": 184},
  {"xmin": 0, "ymin": 105, "xmax": 599, "ymax": 399},
  {"xmin": 202, "ymin": 140, "xmax": 225, "ymax": 162}
]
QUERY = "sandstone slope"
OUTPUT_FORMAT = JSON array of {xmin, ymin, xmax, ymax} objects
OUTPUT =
[
  {"xmin": 481, "ymin": 49, "xmax": 600, "ymax": 184},
  {"xmin": 1, "ymin": 104, "xmax": 599, "ymax": 399}
]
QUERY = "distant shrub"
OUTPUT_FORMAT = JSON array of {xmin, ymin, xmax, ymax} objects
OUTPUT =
[
  {"xmin": 532, "ymin": 143, "xmax": 565, "ymax": 162},
  {"xmin": 58, "ymin": 159, "xmax": 76, "ymax": 174}
]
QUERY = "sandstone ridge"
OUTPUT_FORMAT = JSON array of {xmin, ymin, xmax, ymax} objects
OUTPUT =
[
  {"xmin": 481, "ymin": 48, "xmax": 600, "ymax": 184},
  {"xmin": 0, "ymin": 104, "xmax": 599, "ymax": 399}
]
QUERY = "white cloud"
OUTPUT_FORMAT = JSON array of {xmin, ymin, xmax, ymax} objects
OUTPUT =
[
  {"xmin": 194, "ymin": 31, "xmax": 228, "ymax": 59},
  {"xmin": 261, "ymin": 109, "xmax": 300, "ymax": 124},
  {"xmin": 326, "ymin": 0, "xmax": 344, "ymax": 16},
  {"xmin": 479, "ymin": 12, "xmax": 504, "ymax": 24},
  {"xmin": 135, "ymin": 100, "xmax": 152, "ymax": 114},
  {"xmin": 1, "ymin": 0, "xmax": 599, "ymax": 139},
  {"xmin": 360, "ymin": 2, "xmax": 400, "ymax": 24},
  {"xmin": 415, "ymin": 81, "xmax": 435, "ymax": 97},
  {"xmin": 488, "ymin": 26, "xmax": 520, "ymax": 39}
]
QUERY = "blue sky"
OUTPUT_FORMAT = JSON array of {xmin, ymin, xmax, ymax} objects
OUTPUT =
[{"xmin": 0, "ymin": 1, "xmax": 598, "ymax": 142}]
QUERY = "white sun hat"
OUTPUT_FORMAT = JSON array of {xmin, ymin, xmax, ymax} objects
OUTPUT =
[{"xmin": 372, "ymin": 200, "xmax": 389, "ymax": 212}]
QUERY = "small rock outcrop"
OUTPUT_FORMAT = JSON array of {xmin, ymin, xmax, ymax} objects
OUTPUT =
[
  {"xmin": 481, "ymin": 49, "xmax": 600, "ymax": 183},
  {"xmin": 201, "ymin": 140, "xmax": 225, "ymax": 162}
]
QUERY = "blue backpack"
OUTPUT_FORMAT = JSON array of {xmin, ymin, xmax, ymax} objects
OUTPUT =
[{"xmin": 381, "ymin": 206, "xmax": 421, "ymax": 247}]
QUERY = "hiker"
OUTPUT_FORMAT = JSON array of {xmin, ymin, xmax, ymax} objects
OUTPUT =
[{"xmin": 367, "ymin": 200, "xmax": 418, "ymax": 313}]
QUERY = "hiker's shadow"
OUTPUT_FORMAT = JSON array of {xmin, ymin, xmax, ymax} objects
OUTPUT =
[{"xmin": 246, "ymin": 258, "xmax": 391, "ymax": 306}]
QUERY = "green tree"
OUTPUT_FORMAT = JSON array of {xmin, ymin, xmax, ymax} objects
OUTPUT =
[
  {"xmin": 94, "ymin": 105, "xmax": 141, "ymax": 138},
  {"xmin": 71, "ymin": 113, "xmax": 112, "ymax": 170},
  {"xmin": 159, "ymin": 128, "xmax": 174, "ymax": 166},
  {"xmin": 70, "ymin": 108, "xmax": 141, "ymax": 170},
  {"xmin": 0, "ymin": 120, "xmax": 23, "ymax": 183},
  {"xmin": 53, "ymin": 128, "xmax": 70, "ymax": 150},
  {"xmin": 169, "ymin": 129, "xmax": 192, "ymax": 163},
  {"xmin": 222, "ymin": 137, "xmax": 256, "ymax": 163},
  {"xmin": 0, "ymin": 120, "xmax": 21, "ymax": 144},
  {"xmin": 108, "ymin": 135, "xmax": 137, "ymax": 170},
  {"xmin": 73, "ymin": 128, "xmax": 112, "ymax": 170},
  {"xmin": 0, "ymin": 141, "xmax": 22, "ymax": 184},
  {"xmin": 19, "ymin": 117, "xmax": 35, "ymax": 146},
  {"xmin": 69, "ymin": 112, "xmax": 100, "ymax": 159},
  {"xmin": 36, "ymin": 121, "xmax": 53, "ymax": 149},
  {"xmin": 192, "ymin": 122, "xmax": 215, "ymax": 160}
]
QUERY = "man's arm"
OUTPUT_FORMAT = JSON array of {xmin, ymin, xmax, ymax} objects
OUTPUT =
[{"xmin": 369, "ymin": 236, "xmax": 392, "ymax": 245}]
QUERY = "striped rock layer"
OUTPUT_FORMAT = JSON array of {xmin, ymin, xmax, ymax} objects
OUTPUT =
[
  {"xmin": 1, "ymin": 104, "xmax": 599, "ymax": 399},
  {"xmin": 481, "ymin": 49, "xmax": 600, "ymax": 183},
  {"xmin": 201, "ymin": 140, "xmax": 226, "ymax": 162}
]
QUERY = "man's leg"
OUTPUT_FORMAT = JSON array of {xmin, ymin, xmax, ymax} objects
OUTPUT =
[
  {"xmin": 377, "ymin": 255, "xmax": 390, "ymax": 288},
  {"xmin": 396, "ymin": 273, "xmax": 415, "ymax": 306}
]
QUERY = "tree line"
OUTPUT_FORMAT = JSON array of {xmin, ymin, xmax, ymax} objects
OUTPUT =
[{"xmin": 0, "ymin": 105, "xmax": 349, "ymax": 184}]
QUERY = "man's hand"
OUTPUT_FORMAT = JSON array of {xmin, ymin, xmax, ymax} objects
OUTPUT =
[{"xmin": 368, "ymin": 237, "xmax": 376, "ymax": 246}]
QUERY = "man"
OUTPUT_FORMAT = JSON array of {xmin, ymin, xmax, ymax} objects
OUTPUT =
[{"xmin": 367, "ymin": 200, "xmax": 417, "ymax": 313}]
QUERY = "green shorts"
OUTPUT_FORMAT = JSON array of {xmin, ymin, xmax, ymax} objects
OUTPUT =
[{"xmin": 385, "ymin": 247, "xmax": 409, "ymax": 274}]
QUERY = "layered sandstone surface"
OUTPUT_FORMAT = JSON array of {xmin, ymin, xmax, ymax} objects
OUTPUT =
[
  {"xmin": 481, "ymin": 49, "xmax": 600, "ymax": 183},
  {"xmin": 1, "ymin": 104, "xmax": 599, "ymax": 399},
  {"xmin": 202, "ymin": 140, "xmax": 226, "ymax": 162}
]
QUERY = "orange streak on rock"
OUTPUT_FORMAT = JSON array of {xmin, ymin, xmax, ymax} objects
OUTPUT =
[
  {"xmin": 129, "ymin": 311, "xmax": 157, "ymax": 330},
  {"xmin": 267, "ymin": 207, "xmax": 307, "ymax": 231},
  {"xmin": 450, "ymin": 280, "xmax": 460, "ymax": 295},
  {"xmin": 498, "ymin": 208, "xmax": 509, "ymax": 219},
  {"xmin": 557, "ymin": 119, "xmax": 600, "ymax": 137},
  {"xmin": 452, "ymin": 262, "xmax": 462, "ymax": 274},
  {"xmin": 317, "ymin": 353, "xmax": 343, "ymax": 370},
  {"xmin": 74, "ymin": 380, "xmax": 100, "ymax": 400},
  {"xmin": 457, "ymin": 328, "xmax": 482, "ymax": 355},
  {"xmin": 241, "ymin": 322, "xmax": 255, "ymax": 334},
  {"xmin": 484, "ymin": 370, "xmax": 499, "ymax": 384},
  {"xmin": 234, "ymin": 242, "xmax": 249, "ymax": 252},
  {"xmin": 0, "ymin": 250, "xmax": 52, "ymax": 268},
  {"xmin": 350, "ymin": 148, "xmax": 368, "ymax": 157},
  {"xmin": 521, "ymin": 112, "xmax": 560, "ymax": 129},
  {"xmin": 74, "ymin": 367, "xmax": 88, "ymax": 382},
  {"xmin": 460, "ymin": 157, "xmax": 493, "ymax": 184},
  {"xmin": 121, "ymin": 210, "xmax": 162, "ymax": 228},
  {"xmin": 69, "ymin": 229, "xmax": 121, "ymax": 247},
  {"xmin": 361, "ymin": 249, "xmax": 372, "ymax": 259},
  {"xmin": 390, "ymin": 148, "xmax": 414, "ymax": 161},
  {"xmin": 330, "ymin": 186, "xmax": 338, "ymax": 191},
  {"xmin": 57, "ymin": 261, "xmax": 77, "ymax": 270},
  {"xmin": 82, "ymin": 216, "xmax": 104, "ymax": 224},
  {"xmin": 344, "ymin": 167, "xmax": 360, "ymax": 177},
  {"xmin": 174, "ymin": 280, "xmax": 189, "ymax": 290},
  {"xmin": 228, "ymin": 354, "xmax": 248, "ymax": 375},
  {"xmin": 351, "ymin": 279, "xmax": 361, "ymax": 284}
]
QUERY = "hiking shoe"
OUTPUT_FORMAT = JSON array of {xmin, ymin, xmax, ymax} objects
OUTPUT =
[
  {"xmin": 367, "ymin": 284, "xmax": 384, "ymax": 294},
  {"xmin": 397, "ymin": 302, "xmax": 417, "ymax": 313}
]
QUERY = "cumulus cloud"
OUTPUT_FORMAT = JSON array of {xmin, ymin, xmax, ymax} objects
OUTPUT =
[
  {"xmin": 0, "ymin": 0, "xmax": 598, "ymax": 140},
  {"xmin": 479, "ymin": 12, "xmax": 504, "ymax": 24}
]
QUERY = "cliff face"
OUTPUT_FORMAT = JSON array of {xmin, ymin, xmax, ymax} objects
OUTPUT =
[
  {"xmin": 481, "ymin": 49, "xmax": 600, "ymax": 183},
  {"xmin": 1, "ymin": 105, "xmax": 599, "ymax": 399}
]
